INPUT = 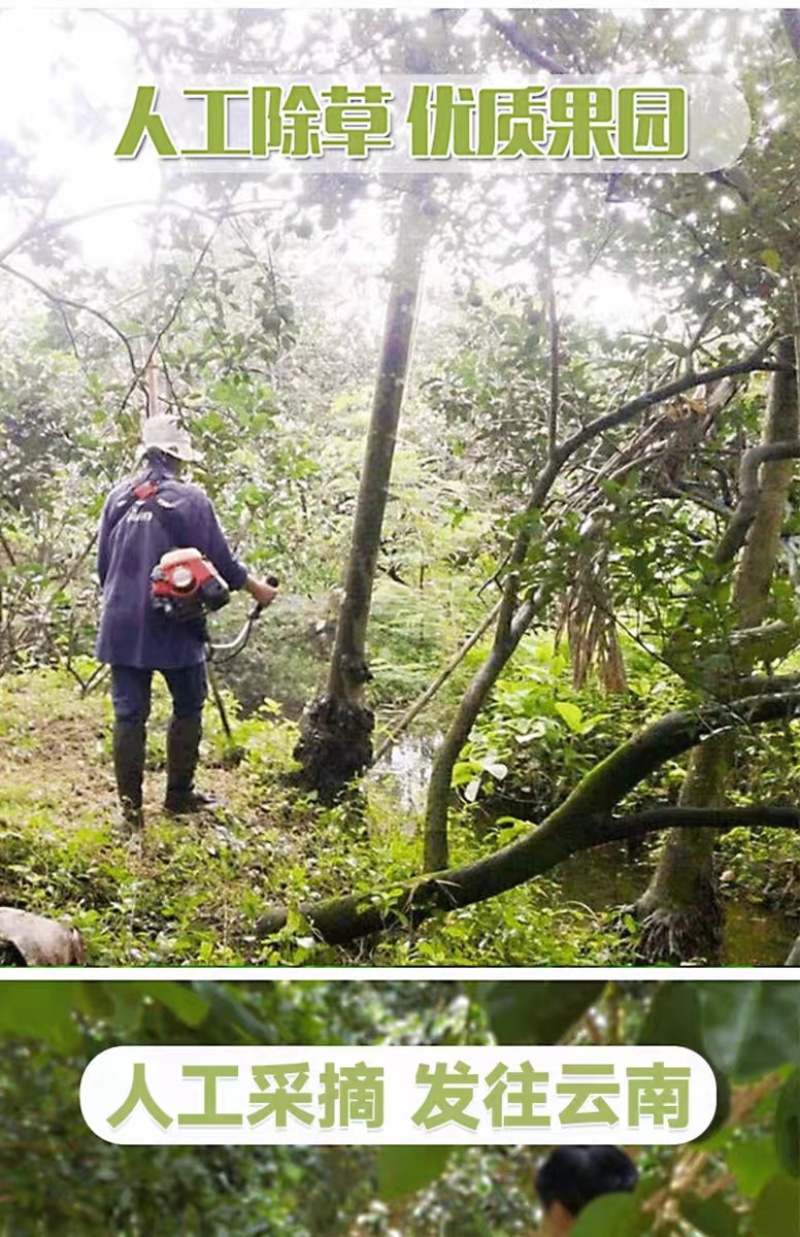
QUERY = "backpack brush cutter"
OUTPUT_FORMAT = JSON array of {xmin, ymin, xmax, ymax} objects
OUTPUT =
[
  {"xmin": 150, "ymin": 547, "xmax": 231, "ymax": 621},
  {"xmin": 151, "ymin": 547, "xmax": 279, "ymax": 765}
]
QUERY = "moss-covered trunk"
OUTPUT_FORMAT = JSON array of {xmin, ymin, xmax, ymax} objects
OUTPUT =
[
  {"xmin": 635, "ymin": 733, "xmax": 731, "ymax": 962},
  {"xmin": 294, "ymin": 183, "xmax": 434, "ymax": 800},
  {"xmin": 424, "ymin": 628, "xmax": 521, "ymax": 870},
  {"xmin": 638, "ymin": 333, "xmax": 799, "ymax": 962}
]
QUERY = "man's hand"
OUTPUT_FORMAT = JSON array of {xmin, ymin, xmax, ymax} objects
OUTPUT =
[{"xmin": 245, "ymin": 575, "xmax": 279, "ymax": 608}]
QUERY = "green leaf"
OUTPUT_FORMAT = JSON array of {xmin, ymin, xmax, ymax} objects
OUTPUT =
[
  {"xmin": 554, "ymin": 700, "xmax": 583, "ymax": 732},
  {"xmin": 189, "ymin": 982, "xmax": 277, "ymax": 1045},
  {"xmin": 696, "ymin": 983, "xmax": 800, "ymax": 1080},
  {"xmin": 680, "ymin": 1192, "xmax": 743, "ymax": 1236},
  {"xmin": 775, "ymin": 1071, "xmax": 800, "ymax": 1179},
  {"xmin": 123, "ymin": 982, "xmax": 210, "ymax": 1028},
  {"xmin": 570, "ymin": 1192, "xmax": 641, "ymax": 1237},
  {"xmin": 637, "ymin": 983, "xmax": 730, "ymax": 1139},
  {"xmin": 638, "ymin": 982, "xmax": 704, "ymax": 1054},
  {"xmin": 74, "ymin": 981, "xmax": 115, "ymax": 1020},
  {"xmin": 728, "ymin": 1136, "xmax": 782, "ymax": 1199},
  {"xmin": 476, "ymin": 981, "xmax": 606, "ymax": 1044},
  {"xmin": 451, "ymin": 760, "xmax": 479, "ymax": 787},
  {"xmin": 761, "ymin": 249, "xmax": 782, "ymax": 272},
  {"xmin": 0, "ymin": 983, "xmax": 80, "ymax": 1052},
  {"xmin": 752, "ymin": 1173, "xmax": 800, "ymax": 1237},
  {"xmin": 377, "ymin": 1145, "xmax": 455, "ymax": 1200}
]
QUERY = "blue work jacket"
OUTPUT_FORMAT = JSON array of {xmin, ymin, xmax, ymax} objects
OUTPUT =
[{"xmin": 95, "ymin": 459, "xmax": 248, "ymax": 669}]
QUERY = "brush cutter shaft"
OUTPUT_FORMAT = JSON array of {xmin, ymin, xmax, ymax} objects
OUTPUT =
[
  {"xmin": 208, "ymin": 605, "xmax": 262, "ymax": 661},
  {"xmin": 206, "ymin": 574, "xmax": 278, "ymax": 662}
]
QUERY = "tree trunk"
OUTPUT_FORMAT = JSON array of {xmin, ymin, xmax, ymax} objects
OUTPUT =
[
  {"xmin": 294, "ymin": 182, "xmax": 435, "ymax": 800},
  {"xmin": 781, "ymin": 9, "xmax": 800, "ymax": 62},
  {"xmin": 424, "ymin": 594, "xmax": 537, "ymax": 869},
  {"xmin": 638, "ymin": 333, "xmax": 799, "ymax": 962},
  {"xmin": 635, "ymin": 733, "xmax": 731, "ymax": 963}
]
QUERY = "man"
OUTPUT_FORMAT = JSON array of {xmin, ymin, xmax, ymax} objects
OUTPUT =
[
  {"xmin": 535, "ymin": 1146, "xmax": 638, "ymax": 1233},
  {"xmin": 96, "ymin": 414, "xmax": 277, "ymax": 833}
]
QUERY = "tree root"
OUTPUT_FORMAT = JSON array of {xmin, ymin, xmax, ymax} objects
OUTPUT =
[
  {"xmin": 635, "ymin": 898, "xmax": 724, "ymax": 965},
  {"xmin": 292, "ymin": 694, "xmax": 374, "ymax": 804}
]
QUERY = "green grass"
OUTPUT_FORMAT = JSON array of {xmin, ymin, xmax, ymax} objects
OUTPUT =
[{"xmin": 0, "ymin": 667, "xmax": 644, "ymax": 967}]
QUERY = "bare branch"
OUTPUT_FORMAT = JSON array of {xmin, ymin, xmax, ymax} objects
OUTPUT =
[
  {"xmin": 372, "ymin": 599, "xmax": 502, "ymax": 763},
  {"xmin": 0, "ymin": 185, "xmax": 58, "ymax": 266},
  {"xmin": 561, "ymin": 338, "xmax": 784, "ymax": 464},
  {"xmin": 484, "ymin": 11, "xmax": 569, "ymax": 74},
  {"xmin": 0, "ymin": 261, "xmax": 139, "ymax": 378},
  {"xmin": 499, "ymin": 338, "xmax": 783, "ymax": 624},
  {"xmin": 118, "ymin": 219, "xmax": 223, "ymax": 416}
]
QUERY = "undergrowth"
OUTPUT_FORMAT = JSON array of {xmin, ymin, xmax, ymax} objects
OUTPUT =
[
  {"xmin": 1, "ymin": 665, "xmax": 797, "ymax": 966},
  {"xmin": 0, "ymin": 666, "xmax": 635, "ymax": 967}
]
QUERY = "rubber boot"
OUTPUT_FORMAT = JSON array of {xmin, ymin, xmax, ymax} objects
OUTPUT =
[
  {"xmin": 164, "ymin": 715, "xmax": 216, "ymax": 814},
  {"xmin": 112, "ymin": 720, "xmax": 146, "ymax": 835}
]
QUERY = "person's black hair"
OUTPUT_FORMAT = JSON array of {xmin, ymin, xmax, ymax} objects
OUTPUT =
[{"xmin": 535, "ymin": 1146, "xmax": 638, "ymax": 1217}]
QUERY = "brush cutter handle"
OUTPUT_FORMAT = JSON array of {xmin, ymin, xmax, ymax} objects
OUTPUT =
[
  {"xmin": 248, "ymin": 578, "xmax": 278, "ymax": 623},
  {"xmin": 209, "ymin": 579, "xmax": 279, "ymax": 660}
]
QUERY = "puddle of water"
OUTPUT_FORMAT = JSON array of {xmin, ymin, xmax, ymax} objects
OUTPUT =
[
  {"xmin": 724, "ymin": 898, "xmax": 798, "ymax": 967},
  {"xmin": 553, "ymin": 843, "xmax": 799, "ymax": 966},
  {"xmin": 369, "ymin": 733, "xmax": 439, "ymax": 819}
]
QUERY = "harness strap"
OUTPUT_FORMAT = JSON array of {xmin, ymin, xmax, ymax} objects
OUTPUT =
[{"xmin": 106, "ymin": 479, "xmax": 185, "ymax": 545}]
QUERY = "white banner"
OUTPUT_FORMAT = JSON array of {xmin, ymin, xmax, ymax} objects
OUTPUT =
[{"xmin": 80, "ymin": 1045, "xmax": 717, "ymax": 1145}]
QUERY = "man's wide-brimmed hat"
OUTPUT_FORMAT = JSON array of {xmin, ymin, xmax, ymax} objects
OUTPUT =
[{"xmin": 137, "ymin": 415, "xmax": 201, "ymax": 463}]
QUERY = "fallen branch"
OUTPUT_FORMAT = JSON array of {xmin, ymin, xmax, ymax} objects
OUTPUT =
[
  {"xmin": 593, "ymin": 804, "xmax": 800, "ymax": 837},
  {"xmin": 372, "ymin": 600, "xmax": 501, "ymax": 764},
  {"xmin": 258, "ymin": 689, "xmax": 800, "ymax": 945}
]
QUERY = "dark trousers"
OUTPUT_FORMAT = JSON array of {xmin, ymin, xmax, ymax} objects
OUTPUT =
[{"xmin": 110, "ymin": 663, "xmax": 208, "ymax": 726}]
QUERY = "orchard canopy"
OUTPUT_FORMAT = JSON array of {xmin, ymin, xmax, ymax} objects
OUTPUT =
[{"xmin": 1, "ymin": 9, "xmax": 800, "ymax": 967}]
